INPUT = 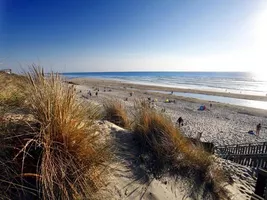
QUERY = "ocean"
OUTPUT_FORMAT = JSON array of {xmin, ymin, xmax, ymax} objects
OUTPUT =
[{"xmin": 62, "ymin": 72, "xmax": 267, "ymax": 96}]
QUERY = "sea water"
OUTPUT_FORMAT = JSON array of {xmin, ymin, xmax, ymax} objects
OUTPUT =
[{"xmin": 62, "ymin": 72, "xmax": 267, "ymax": 110}]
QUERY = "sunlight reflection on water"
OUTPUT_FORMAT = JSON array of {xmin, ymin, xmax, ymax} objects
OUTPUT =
[{"xmin": 149, "ymin": 90, "xmax": 267, "ymax": 110}]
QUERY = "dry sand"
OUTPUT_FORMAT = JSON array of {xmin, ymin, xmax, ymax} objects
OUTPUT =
[{"xmin": 68, "ymin": 77, "xmax": 265, "ymax": 199}]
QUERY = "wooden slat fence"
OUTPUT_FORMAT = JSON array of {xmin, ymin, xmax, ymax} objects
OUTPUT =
[
  {"xmin": 214, "ymin": 142, "xmax": 267, "ymax": 169},
  {"xmin": 215, "ymin": 142, "xmax": 267, "ymax": 199}
]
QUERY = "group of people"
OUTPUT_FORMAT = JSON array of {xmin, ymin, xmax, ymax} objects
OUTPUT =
[
  {"xmin": 86, "ymin": 87, "xmax": 113, "ymax": 97},
  {"xmin": 87, "ymin": 90, "xmax": 98, "ymax": 97}
]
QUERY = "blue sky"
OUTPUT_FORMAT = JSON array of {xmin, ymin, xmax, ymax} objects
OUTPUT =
[{"xmin": 0, "ymin": 0, "xmax": 267, "ymax": 72}]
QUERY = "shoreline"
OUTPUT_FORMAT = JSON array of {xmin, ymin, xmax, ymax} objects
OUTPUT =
[
  {"xmin": 70, "ymin": 76, "xmax": 267, "ymax": 147},
  {"xmin": 70, "ymin": 77, "xmax": 267, "ymax": 117},
  {"xmin": 67, "ymin": 77, "xmax": 267, "ymax": 102}
]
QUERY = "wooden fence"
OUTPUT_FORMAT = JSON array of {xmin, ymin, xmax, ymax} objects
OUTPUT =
[
  {"xmin": 215, "ymin": 142, "xmax": 267, "ymax": 199},
  {"xmin": 215, "ymin": 142, "xmax": 267, "ymax": 169}
]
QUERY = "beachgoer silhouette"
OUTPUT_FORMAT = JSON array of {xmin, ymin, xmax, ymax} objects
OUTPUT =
[
  {"xmin": 171, "ymin": 91, "xmax": 173, "ymax": 95},
  {"xmin": 196, "ymin": 132, "xmax": 203, "ymax": 140},
  {"xmin": 256, "ymin": 123, "xmax": 262, "ymax": 136},
  {"xmin": 95, "ymin": 92, "xmax": 98, "ymax": 96},
  {"xmin": 177, "ymin": 117, "xmax": 184, "ymax": 127},
  {"xmin": 210, "ymin": 103, "xmax": 212, "ymax": 108}
]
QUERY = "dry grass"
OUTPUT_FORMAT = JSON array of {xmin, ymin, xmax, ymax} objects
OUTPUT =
[
  {"xmin": 103, "ymin": 99, "xmax": 130, "ymax": 128},
  {"xmin": 0, "ymin": 66, "xmax": 112, "ymax": 199},
  {"xmin": 132, "ymin": 101, "xmax": 231, "ymax": 199},
  {"xmin": 0, "ymin": 119, "xmax": 40, "ymax": 199},
  {"xmin": 0, "ymin": 72, "xmax": 26, "ymax": 108},
  {"xmin": 24, "ymin": 66, "xmax": 112, "ymax": 199}
]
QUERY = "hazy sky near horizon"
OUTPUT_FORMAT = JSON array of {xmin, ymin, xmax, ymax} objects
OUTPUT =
[{"xmin": 0, "ymin": 0, "xmax": 267, "ymax": 72}]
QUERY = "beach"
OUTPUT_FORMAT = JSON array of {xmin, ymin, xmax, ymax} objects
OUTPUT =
[
  {"xmin": 66, "ymin": 77, "xmax": 266, "ymax": 199},
  {"xmin": 71, "ymin": 77, "xmax": 267, "ymax": 146}
]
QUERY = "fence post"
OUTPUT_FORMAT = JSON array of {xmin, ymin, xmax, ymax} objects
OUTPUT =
[{"xmin": 254, "ymin": 168, "xmax": 267, "ymax": 198}]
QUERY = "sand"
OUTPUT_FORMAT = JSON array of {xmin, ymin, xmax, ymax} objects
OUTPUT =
[
  {"xmin": 67, "ymin": 77, "xmax": 265, "ymax": 199},
  {"xmin": 96, "ymin": 121, "xmax": 256, "ymax": 200},
  {"xmin": 71, "ymin": 77, "xmax": 267, "ymax": 146}
]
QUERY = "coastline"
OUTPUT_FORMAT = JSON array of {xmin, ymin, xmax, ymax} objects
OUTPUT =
[
  {"xmin": 70, "ymin": 76, "xmax": 267, "ymax": 146},
  {"xmin": 67, "ymin": 77, "xmax": 267, "ymax": 102},
  {"xmin": 69, "ymin": 77, "xmax": 267, "ymax": 116}
]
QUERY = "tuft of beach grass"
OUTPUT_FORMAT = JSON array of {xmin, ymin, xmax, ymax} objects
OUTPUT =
[
  {"xmin": 132, "ymin": 100, "xmax": 231, "ymax": 199},
  {"xmin": 103, "ymin": 99, "xmax": 130, "ymax": 129},
  {"xmin": 0, "ymin": 66, "xmax": 112, "ymax": 199}
]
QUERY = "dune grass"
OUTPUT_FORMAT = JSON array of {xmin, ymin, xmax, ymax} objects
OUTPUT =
[
  {"xmin": 0, "ymin": 72, "xmax": 26, "ymax": 108},
  {"xmin": 0, "ymin": 67, "xmax": 112, "ymax": 199},
  {"xmin": 103, "ymin": 99, "xmax": 130, "ymax": 128},
  {"xmin": 132, "ymin": 101, "xmax": 230, "ymax": 199},
  {"xmin": 25, "ymin": 67, "xmax": 111, "ymax": 199}
]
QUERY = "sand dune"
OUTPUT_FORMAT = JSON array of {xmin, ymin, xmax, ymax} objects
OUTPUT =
[{"xmin": 97, "ymin": 121, "xmax": 256, "ymax": 200}]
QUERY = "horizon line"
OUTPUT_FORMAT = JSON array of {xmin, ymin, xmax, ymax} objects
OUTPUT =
[{"xmin": 60, "ymin": 71, "xmax": 252, "ymax": 74}]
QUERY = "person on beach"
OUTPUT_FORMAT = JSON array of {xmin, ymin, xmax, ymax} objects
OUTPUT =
[
  {"xmin": 95, "ymin": 91, "xmax": 98, "ymax": 97},
  {"xmin": 256, "ymin": 123, "xmax": 262, "ymax": 136},
  {"xmin": 177, "ymin": 117, "xmax": 184, "ymax": 127}
]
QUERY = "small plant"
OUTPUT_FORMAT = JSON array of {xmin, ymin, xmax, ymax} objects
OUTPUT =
[{"xmin": 103, "ymin": 99, "xmax": 130, "ymax": 128}]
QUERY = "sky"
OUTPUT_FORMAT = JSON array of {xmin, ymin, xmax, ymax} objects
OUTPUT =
[{"xmin": 0, "ymin": 0, "xmax": 267, "ymax": 72}]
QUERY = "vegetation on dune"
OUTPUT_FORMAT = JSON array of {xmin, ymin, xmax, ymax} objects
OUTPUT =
[
  {"xmin": 0, "ymin": 72, "xmax": 26, "ymax": 108},
  {"xmin": 132, "ymin": 100, "xmax": 231, "ymax": 199},
  {"xmin": 103, "ymin": 99, "xmax": 130, "ymax": 128},
  {"xmin": 0, "ymin": 66, "xmax": 112, "ymax": 199}
]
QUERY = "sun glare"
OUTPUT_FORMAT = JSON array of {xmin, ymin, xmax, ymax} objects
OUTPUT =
[
  {"xmin": 251, "ymin": 71, "xmax": 267, "ymax": 82},
  {"xmin": 253, "ymin": 6, "xmax": 267, "ymax": 49}
]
